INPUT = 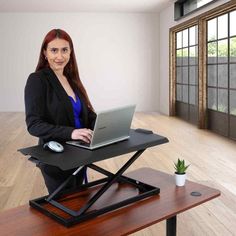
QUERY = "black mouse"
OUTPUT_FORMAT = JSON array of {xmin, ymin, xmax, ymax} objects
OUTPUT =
[{"xmin": 43, "ymin": 141, "xmax": 64, "ymax": 153}]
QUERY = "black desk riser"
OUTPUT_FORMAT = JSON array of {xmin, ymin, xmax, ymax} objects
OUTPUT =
[{"xmin": 19, "ymin": 129, "xmax": 169, "ymax": 227}]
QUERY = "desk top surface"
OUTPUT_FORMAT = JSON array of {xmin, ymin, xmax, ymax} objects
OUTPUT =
[
  {"xmin": 18, "ymin": 129, "xmax": 169, "ymax": 170},
  {"xmin": 0, "ymin": 168, "xmax": 220, "ymax": 236}
]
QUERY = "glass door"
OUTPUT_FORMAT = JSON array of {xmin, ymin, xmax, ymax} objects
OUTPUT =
[
  {"xmin": 207, "ymin": 10, "xmax": 236, "ymax": 139},
  {"xmin": 175, "ymin": 25, "xmax": 199, "ymax": 124}
]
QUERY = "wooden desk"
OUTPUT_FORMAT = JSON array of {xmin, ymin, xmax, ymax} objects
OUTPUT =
[{"xmin": 0, "ymin": 168, "xmax": 220, "ymax": 236}]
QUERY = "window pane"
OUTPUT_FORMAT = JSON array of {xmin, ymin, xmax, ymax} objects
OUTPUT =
[
  {"xmin": 218, "ymin": 39, "xmax": 228, "ymax": 63},
  {"xmin": 176, "ymin": 31, "xmax": 182, "ymax": 49},
  {"xmin": 176, "ymin": 49, "xmax": 182, "ymax": 66},
  {"xmin": 183, "ymin": 85, "xmax": 188, "ymax": 103},
  {"xmin": 176, "ymin": 84, "xmax": 182, "ymax": 101},
  {"xmin": 182, "ymin": 48, "xmax": 188, "ymax": 65},
  {"xmin": 207, "ymin": 18, "xmax": 217, "ymax": 41},
  {"xmin": 218, "ymin": 14, "xmax": 228, "ymax": 39},
  {"xmin": 189, "ymin": 46, "xmax": 198, "ymax": 65},
  {"xmin": 230, "ymin": 64, "xmax": 236, "ymax": 89},
  {"xmin": 230, "ymin": 37, "xmax": 236, "ymax": 63},
  {"xmin": 197, "ymin": 0, "xmax": 214, "ymax": 7},
  {"xmin": 218, "ymin": 89, "xmax": 228, "ymax": 113},
  {"xmin": 207, "ymin": 42, "xmax": 217, "ymax": 63},
  {"xmin": 180, "ymin": 0, "xmax": 215, "ymax": 17},
  {"xmin": 189, "ymin": 66, "xmax": 198, "ymax": 85},
  {"xmin": 230, "ymin": 10, "xmax": 236, "ymax": 37},
  {"xmin": 207, "ymin": 65, "xmax": 217, "ymax": 87},
  {"xmin": 208, "ymin": 88, "xmax": 217, "ymax": 110},
  {"xmin": 195, "ymin": 25, "xmax": 198, "ymax": 44},
  {"xmin": 176, "ymin": 67, "xmax": 182, "ymax": 83},
  {"xmin": 183, "ymin": 29, "xmax": 188, "ymax": 47},
  {"xmin": 195, "ymin": 86, "xmax": 198, "ymax": 105},
  {"xmin": 183, "ymin": 1, "xmax": 194, "ymax": 15},
  {"xmin": 218, "ymin": 64, "xmax": 228, "ymax": 88},
  {"xmin": 182, "ymin": 67, "xmax": 188, "ymax": 84},
  {"xmin": 189, "ymin": 85, "xmax": 196, "ymax": 105},
  {"xmin": 189, "ymin": 26, "xmax": 197, "ymax": 46},
  {"xmin": 230, "ymin": 90, "xmax": 236, "ymax": 116}
]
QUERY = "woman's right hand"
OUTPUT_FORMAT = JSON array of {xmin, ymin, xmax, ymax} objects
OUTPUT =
[{"xmin": 71, "ymin": 128, "xmax": 93, "ymax": 143}]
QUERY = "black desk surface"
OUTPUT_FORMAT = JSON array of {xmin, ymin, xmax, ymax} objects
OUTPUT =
[{"xmin": 19, "ymin": 130, "xmax": 168, "ymax": 170}]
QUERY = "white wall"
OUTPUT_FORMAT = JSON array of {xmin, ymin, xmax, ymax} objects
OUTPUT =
[
  {"xmin": 159, "ymin": 0, "xmax": 230, "ymax": 115},
  {"xmin": 0, "ymin": 12, "xmax": 159, "ymax": 112}
]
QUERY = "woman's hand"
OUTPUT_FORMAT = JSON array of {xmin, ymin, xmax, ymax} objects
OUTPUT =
[{"xmin": 71, "ymin": 128, "xmax": 93, "ymax": 143}]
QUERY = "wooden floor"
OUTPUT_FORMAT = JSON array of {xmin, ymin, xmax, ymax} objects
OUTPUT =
[{"xmin": 0, "ymin": 112, "xmax": 236, "ymax": 236}]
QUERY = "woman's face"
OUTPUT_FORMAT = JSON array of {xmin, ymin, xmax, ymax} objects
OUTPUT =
[{"xmin": 44, "ymin": 38, "xmax": 71, "ymax": 73}]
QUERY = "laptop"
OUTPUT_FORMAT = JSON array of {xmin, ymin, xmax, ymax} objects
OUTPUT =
[{"xmin": 66, "ymin": 104, "xmax": 136, "ymax": 150}]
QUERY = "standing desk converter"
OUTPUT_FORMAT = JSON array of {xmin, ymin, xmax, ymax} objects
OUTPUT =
[{"xmin": 19, "ymin": 129, "xmax": 169, "ymax": 227}]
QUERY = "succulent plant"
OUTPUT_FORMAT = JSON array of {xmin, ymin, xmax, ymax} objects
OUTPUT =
[{"xmin": 174, "ymin": 158, "xmax": 190, "ymax": 174}]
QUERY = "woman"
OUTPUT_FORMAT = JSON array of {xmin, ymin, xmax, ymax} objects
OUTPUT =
[{"xmin": 24, "ymin": 29, "xmax": 96, "ymax": 194}]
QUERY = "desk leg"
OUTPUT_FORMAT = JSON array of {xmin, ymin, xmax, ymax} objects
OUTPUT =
[{"xmin": 166, "ymin": 216, "xmax": 176, "ymax": 236}]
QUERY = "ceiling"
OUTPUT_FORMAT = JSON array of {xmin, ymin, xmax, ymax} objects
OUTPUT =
[{"xmin": 0, "ymin": 0, "xmax": 174, "ymax": 13}]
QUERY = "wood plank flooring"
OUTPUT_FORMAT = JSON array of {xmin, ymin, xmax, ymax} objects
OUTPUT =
[{"xmin": 0, "ymin": 112, "xmax": 235, "ymax": 236}]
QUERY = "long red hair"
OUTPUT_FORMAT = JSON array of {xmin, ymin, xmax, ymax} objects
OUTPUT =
[{"xmin": 36, "ymin": 29, "xmax": 93, "ymax": 110}]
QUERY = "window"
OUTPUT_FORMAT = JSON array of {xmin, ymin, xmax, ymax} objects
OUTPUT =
[
  {"xmin": 175, "ymin": 0, "xmax": 217, "ymax": 20},
  {"xmin": 170, "ymin": 1, "xmax": 236, "ymax": 140},
  {"xmin": 206, "ymin": 10, "xmax": 236, "ymax": 138},
  {"xmin": 175, "ymin": 25, "xmax": 198, "ymax": 124},
  {"xmin": 207, "ymin": 14, "xmax": 228, "ymax": 113}
]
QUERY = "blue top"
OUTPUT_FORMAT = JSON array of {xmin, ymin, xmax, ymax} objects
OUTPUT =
[
  {"xmin": 69, "ymin": 94, "xmax": 88, "ymax": 183},
  {"xmin": 69, "ymin": 94, "xmax": 83, "ymax": 129}
]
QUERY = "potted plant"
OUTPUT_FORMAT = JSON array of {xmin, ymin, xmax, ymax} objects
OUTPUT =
[{"xmin": 174, "ymin": 158, "xmax": 190, "ymax": 186}]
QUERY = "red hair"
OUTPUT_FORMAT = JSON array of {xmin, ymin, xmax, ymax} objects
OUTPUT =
[{"xmin": 36, "ymin": 29, "xmax": 93, "ymax": 110}]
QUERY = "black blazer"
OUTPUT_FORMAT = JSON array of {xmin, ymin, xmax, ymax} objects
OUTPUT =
[{"xmin": 24, "ymin": 67, "xmax": 96, "ymax": 144}]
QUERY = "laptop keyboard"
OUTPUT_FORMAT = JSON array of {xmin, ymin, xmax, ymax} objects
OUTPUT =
[{"xmin": 78, "ymin": 141, "xmax": 90, "ymax": 147}]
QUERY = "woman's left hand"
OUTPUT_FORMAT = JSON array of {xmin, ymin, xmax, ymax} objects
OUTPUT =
[{"xmin": 71, "ymin": 128, "xmax": 93, "ymax": 143}]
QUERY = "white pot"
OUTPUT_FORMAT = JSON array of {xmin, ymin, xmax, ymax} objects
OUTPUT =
[{"xmin": 175, "ymin": 173, "xmax": 186, "ymax": 186}]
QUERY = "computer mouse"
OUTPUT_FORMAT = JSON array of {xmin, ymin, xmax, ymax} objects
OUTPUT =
[{"xmin": 43, "ymin": 141, "xmax": 64, "ymax": 153}]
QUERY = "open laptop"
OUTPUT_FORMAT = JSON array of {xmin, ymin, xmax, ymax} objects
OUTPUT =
[{"xmin": 66, "ymin": 104, "xmax": 136, "ymax": 150}]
